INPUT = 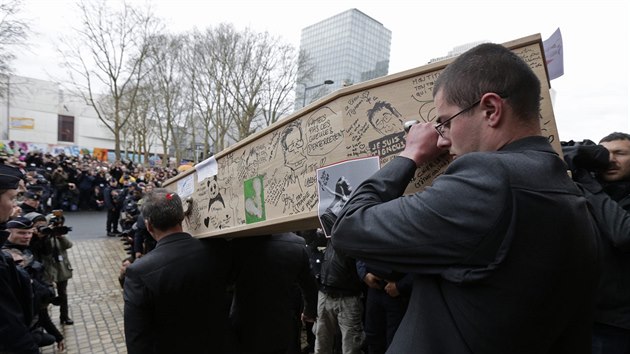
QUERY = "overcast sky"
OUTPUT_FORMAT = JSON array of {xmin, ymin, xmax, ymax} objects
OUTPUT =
[{"xmin": 12, "ymin": 0, "xmax": 629, "ymax": 142}]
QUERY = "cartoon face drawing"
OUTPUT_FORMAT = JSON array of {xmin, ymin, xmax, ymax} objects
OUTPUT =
[
  {"xmin": 280, "ymin": 122, "xmax": 306, "ymax": 172},
  {"xmin": 367, "ymin": 101, "xmax": 404, "ymax": 135}
]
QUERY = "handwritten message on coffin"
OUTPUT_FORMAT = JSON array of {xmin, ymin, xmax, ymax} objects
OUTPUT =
[{"xmin": 164, "ymin": 34, "xmax": 558, "ymax": 238}]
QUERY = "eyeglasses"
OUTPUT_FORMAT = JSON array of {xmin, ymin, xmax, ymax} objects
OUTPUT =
[{"xmin": 434, "ymin": 99, "xmax": 481, "ymax": 138}]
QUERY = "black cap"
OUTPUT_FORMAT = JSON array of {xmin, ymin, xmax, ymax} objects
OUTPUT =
[
  {"xmin": 24, "ymin": 212, "xmax": 47, "ymax": 223},
  {"xmin": 0, "ymin": 164, "xmax": 24, "ymax": 189},
  {"xmin": 23, "ymin": 191, "xmax": 40, "ymax": 201},
  {"xmin": 6, "ymin": 216, "xmax": 34, "ymax": 229}
]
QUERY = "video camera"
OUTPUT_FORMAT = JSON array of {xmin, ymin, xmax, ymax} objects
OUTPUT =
[
  {"xmin": 561, "ymin": 140, "xmax": 610, "ymax": 174},
  {"xmin": 38, "ymin": 209, "xmax": 73, "ymax": 236},
  {"xmin": 37, "ymin": 225, "xmax": 73, "ymax": 237}
]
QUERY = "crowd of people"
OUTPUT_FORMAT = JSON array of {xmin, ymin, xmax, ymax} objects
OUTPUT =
[
  {"xmin": 1, "ymin": 150, "xmax": 179, "ymax": 215},
  {"xmin": 3, "ymin": 42, "xmax": 630, "ymax": 354},
  {"xmin": 0, "ymin": 152, "xmax": 179, "ymax": 352}
]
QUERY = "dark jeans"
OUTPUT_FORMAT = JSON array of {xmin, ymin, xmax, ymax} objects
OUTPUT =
[
  {"xmin": 53, "ymin": 188, "xmax": 66, "ymax": 210},
  {"xmin": 38, "ymin": 306, "xmax": 63, "ymax": 342},
  {"xmin": 106, "ymin": 208, "xmax": 120, "ymax": 233},
  {"xmin": 79, "ymin": 189, "xmax": 92, "ymax": 210},
  {"xmin": 364, "ymin": 287, "xmax": 408, "ymax": 354},
  {"xmin": 592, "ymin": 322, "xmax": 630, "ymax": 354}
]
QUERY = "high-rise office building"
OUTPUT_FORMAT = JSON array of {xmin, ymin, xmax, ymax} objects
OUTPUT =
[{"xmin": 298, "ymin": 8, "xmax": 392, "ymax": 108}]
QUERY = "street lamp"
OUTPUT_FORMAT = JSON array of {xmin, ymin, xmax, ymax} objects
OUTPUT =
[{"xmin": 302, "ymin": 80, "xmax": 334, "ymax": 107}]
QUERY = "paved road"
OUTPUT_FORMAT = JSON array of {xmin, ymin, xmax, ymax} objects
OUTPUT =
[
  {"xmin": 39, "ymin": 210, "xmax": 129, "ymax": 354},
  {"xmin": 38, "ymin": 211, "xmax": 310, "ymax": 353},
  {"xmin": 64, "ymin": 210, "xmax": 109, "ymax": 240}
]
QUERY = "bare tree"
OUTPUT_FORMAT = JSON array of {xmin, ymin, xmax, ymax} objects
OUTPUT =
[
  {"xmin": 121, "ymin": 84, "xmax": 154, "ymax": 163},
  {"xmin": 181, "ymin": 31, "xmax": 213, "ymax": 162},
  {"xmin": 203, "ymin": 25, "xmax": 306, "ymax": 145},
  {"xmin": 181, "ymin": 25, "xmax": 308, "ymax": 153},
  {"xmin": 0, "ymin": 0, "xmax": 29, "ymax": 95},
  {"xmin": 221, "ymin": 28, "xmax": 265, "ymax": 141},
  {"xmin": 58, "ymin": 0, "xmax": 160, "ymax": 160},
  {"xmin": 143, "ymin": 33, "xmax": 188, "ymax": 166},
  {"xmin": 186, "ymin": 26, "xmax": 236, "ymax": 153},
  {"xmin": 261, "ymin": 47, "xmax": 313, "ymax": 126}
]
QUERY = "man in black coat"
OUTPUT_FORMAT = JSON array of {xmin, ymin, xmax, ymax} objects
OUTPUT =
[
  {"xmin": 19, "ymin": 191, "xmax": 41, "ymax": 215},
  {"xmin": 0, "ymin": 164, "xmax": 39, "ymax": 353},
  {"xmin": 228, "ymin": 232, "xmax": 318, "ymax": 354},
  {"xmin": 564, "ymin": 133, "xmax": 630, "ymax": 353},
  {"xmin": 103, "ymin": 178, "xmax": 122, "ymax": 236},
  {"xmin": 332, "ymin": 43, "xmax": 599, "ymax": 353},
  {"xmin": 123, "ymin": 189, "xmax": 232, "ymax": 354}
]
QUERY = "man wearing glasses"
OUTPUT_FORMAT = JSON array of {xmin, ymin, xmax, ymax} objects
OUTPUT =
[{"xmin": 331, "ymin": 43, "xmax": 598, "ymax": 353}]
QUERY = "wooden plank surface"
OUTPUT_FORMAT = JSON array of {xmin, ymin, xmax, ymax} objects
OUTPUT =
[{"xmin": 164, "ymin": 34, "xmax": 558, "ymax": 238}]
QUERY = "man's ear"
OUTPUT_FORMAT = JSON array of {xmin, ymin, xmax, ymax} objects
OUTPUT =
[
  {"xmin": 480, "ymin": 93, "xmax": 504, "ymax": 128},
  {"xmin": 145, "ymin": 219, "xmax": 153, "ymax": 233}
]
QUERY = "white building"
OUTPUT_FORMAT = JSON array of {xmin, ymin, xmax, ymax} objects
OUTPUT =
[{"xmin": 0, "ymin": 74, "xmax": 164, "ymax": 161}]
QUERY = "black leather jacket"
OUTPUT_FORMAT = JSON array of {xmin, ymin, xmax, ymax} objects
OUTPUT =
[{"xmin": 318, "ymin": 239, "xmax": 362, "ymax": 296}]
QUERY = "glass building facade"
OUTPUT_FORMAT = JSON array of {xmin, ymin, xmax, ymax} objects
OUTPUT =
[{"xmin": 298, "ymin": 9, "xmax": 392, "ymax": 107}]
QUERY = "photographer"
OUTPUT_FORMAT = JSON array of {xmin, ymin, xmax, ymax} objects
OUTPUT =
[
  {"xmin": 19, "ymin": 191, "xmax": 41, "ymax": 215},
  {"xmin": 132, "ymin": 213, "xmax": 155, "ymax": 259},
  {"xmin": 2, "ymin": 217, "xmax": 64, "ymax": 350},
  {"xmin": 91, "ymin": 183, "xmax": 106, "ymax": 211},
  {"xmin": 42, "ymin": 211, "xmax": 75, "ymax": 326},
  {"xmin": 50, "ymin": 166, "xmax": 69, "ymax": 210},
  {"xmin": 563, "ymin": 133, "xmax": 630, "ymax": 353},
  {"xmin": 76, "ymin": 167, "xmax": 96, "ymax": 210},
  {"xmin": 104, "ymin": 178, "xmax": 122, "ymax": 236},
  {"xmin": 120, "ymin": 198, "xmax": 140, "ymax": 235},
  {"xmin": 61, "ymin": 182, "xmax": 79, "ymax": 212}
]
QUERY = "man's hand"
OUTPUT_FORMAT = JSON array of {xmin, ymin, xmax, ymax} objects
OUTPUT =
[
  {"xmin": 364, "ymin": 273, "xmax": 383, "ymax": 289},
  {"xmin": 399, "ymin": 122, "xmax": 445, "ymax": 167},
  {"xmin": 384, "ymin": 281, "xmax": 400, "ymax": 298},
  {"xmin": 11, "ymin": 206, "xmax": 22, "ymax": 218},
  {"xmin": 301, "ymin": 313, "xmax": 315, "ymax": 323},
  {"xmin": 57, "ymin": 339, "xmax": 65, "ymax": 352}
]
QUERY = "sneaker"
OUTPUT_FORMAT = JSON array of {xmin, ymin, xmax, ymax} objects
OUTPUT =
[{"xmin": 60, "ymin": 318, "xmax": 74, "ymax": 325}]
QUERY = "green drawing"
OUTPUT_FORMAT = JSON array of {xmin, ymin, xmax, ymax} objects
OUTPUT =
[{"xmin": 244, "ymin": 175, "xmax": 266, "ymax": 223}]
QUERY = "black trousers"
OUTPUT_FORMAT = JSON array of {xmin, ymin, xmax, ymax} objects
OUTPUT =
[
  {"xmin": 57, "ymin": 280, "xmax": 70, "ymax": 321},
  {"xmin": 106, "ymin": 208, "xmax": 120, "ymax": 233},
  {"xmin": 364, "ymin": 288, "xmax": 408, "ymax": 354}
]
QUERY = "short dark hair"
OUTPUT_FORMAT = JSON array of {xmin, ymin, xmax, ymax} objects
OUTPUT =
[
  {"xmin": 141, "ymin": 188, "xmax": 184, "ymax": 231},
  {"xmin": 600, "ymin": 132, "xmax": 630, "ymax": 144},
  {"xmin": 433, "ymin": 43, "xmax": 541, "ymax": 122}
]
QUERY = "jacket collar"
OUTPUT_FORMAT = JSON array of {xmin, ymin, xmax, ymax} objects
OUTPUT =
[
  {"xmin": 499, "ymin": 136, "xmax": 557, "ymax": 155},
  {"xmin": 155, "ymin": 232, "xmax": 192, "ymax": 248}
]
